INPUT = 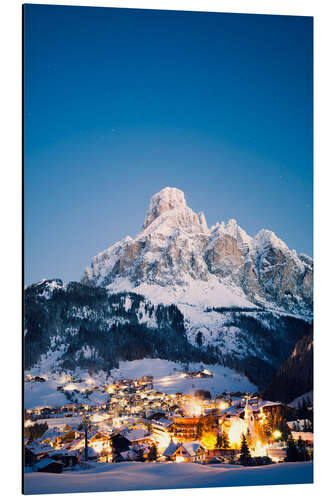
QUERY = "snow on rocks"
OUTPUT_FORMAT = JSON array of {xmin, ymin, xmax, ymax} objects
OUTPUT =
[{"xmin": 81, "ymin": 187, "xmax": 313, "ymax": 318}]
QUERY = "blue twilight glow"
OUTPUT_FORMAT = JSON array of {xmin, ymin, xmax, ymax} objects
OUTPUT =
[{"xmin": 24, "ymin": 5, "xmax": 313, "ymax": 285}]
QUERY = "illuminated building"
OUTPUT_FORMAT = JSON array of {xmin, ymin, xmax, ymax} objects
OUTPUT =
[
  {"xmin": 149, "ymin": 418, "xmax": 173, "ymax": 451},
  {"xmin": 163, "ymin": 440, "xmax": 207, "ymax": 463},
  {"xmin": 172, "ymin": 414, "xmax": 217, "ymax": 442}
]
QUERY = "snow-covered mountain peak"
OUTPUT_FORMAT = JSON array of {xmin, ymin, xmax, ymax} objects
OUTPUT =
[
  {"xmin": 82, "ymin": 188, "xmax": 313, "ymax": 317},
  {"xmin": 143, "ymin": 187, "xmax": 187, "ymax": 229},
  {"xmin": 254, "ymin": 229, "xmax": 288, "ymax": 253},
  {"xmin": 222, "ymin": 219, "xmax": 253, "ymax": 251},
  {"xmin": 30, "ymin": 278, "xmax": 64, "ymax": 299},
  {"xmin": 198, "ymin": 211, "xmax": 208, "ymax": 231},
  {"xmin": 141, "ymin": 187, "xmax": 209, "ymax": 237},
  {"xmin": 227, "ymin": 218, "xmax": 238, "ymax": 228},
  {"xmin": 24, "ymin": 189, "xmax": 313, "ymax": 388}
]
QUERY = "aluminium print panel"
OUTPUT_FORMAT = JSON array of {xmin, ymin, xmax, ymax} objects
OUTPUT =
[{"xmin": 23, "ymin": 3, "xmax": 313, "ymax": 495}]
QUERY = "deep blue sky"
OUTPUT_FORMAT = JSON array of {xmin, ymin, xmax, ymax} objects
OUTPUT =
[{"xmin": 24, "ymin": 5, "xmax": 313, "ymax": 285}]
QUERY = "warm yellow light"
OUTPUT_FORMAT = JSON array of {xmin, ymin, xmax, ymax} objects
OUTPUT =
[
  {"xmin": 155, "ymin": 434, "xmax": 171, "ymax": 452},
  {"xmin": 90, "ymin": 413, "xmax": 108, "ymax": 423},
  {"xmin": 252, "ymin": 440, "xmax": 268, "ymax": 457},
  {"xmin": 227, "ymin": 419, "xmax": 248, "ymax": 447},
  {"xmin": 63, "ymin": 383, "xmax": 77, "ymax": 391},
  {"xmin": 201, "ymin": 432, "xmax": 217, "ymax": 450},
  {"xmin": 183, "ymin": 397, "xmax": 202, "ymax": 417},
  {"xmin": 91, "ymin": 440, "xmax": 111, "ymax": 454},
  {"xmin": 218, "ymin": 401, "xmax": 229, "ymax": 410},
  {"xmin": 258, "ymin": 407, "xmax": 266, "ymax": 422},
  {"xmin": 273, "ymin": 430, "xmax": 282, "ymax": 439},
  {"xmin": 59, "ymin": 374, "xmax": 71, "ymax": 384}
]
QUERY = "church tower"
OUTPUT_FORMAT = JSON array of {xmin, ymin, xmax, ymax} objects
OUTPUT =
[{"xmin": 244, "ymin": 394, "xmax": 255, "ymax": 433}]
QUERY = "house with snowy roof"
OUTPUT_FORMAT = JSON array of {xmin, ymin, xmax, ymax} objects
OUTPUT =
[
  {"xmin": 150, "ymin": 417, "xmax": 173, "ymax": 448},
  {"xmin": 48, "ymin": 449, "xmax": 78, "ymax": 468},
  {"xmin": 163, "ymin": 440, "xmax": 206, "ymax": 463},
  {"xmin": 81, "ymin": 446, "xmax": 98, "ymax": 461},
  {"xmin": 114, "ymin": 449, "xmax": 141, "ymax": 462},
  {"xmin": 26, "ymin": 442, "xmax": 54, "ymax": 460},
  {"xmin": 120, "ymin": 427, "xmax": 153, "ymax": 446},
  {"xmin": 219, "ymin": 399, "xmax": 295, "ymax": 425},
  {"xmin": 247, "ymin": 400, "xmax": 296, "ymax": 419},
  {"xmin": 34, "ymin": 458, "xmax": 63, "ymax": 474},
  {"xmin": 163, "ymin": 440, "xmax": 181, "ymax": 459}
]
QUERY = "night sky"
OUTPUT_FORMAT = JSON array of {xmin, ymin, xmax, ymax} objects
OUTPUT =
[{"xmin": 24, "ymin": 4, "xmax": 313, "ymax": 285}]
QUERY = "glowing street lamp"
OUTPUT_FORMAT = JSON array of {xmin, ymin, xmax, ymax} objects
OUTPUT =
[{"xmin": 273, "ymin": 430, "xmax": 282, "ymax": 440}]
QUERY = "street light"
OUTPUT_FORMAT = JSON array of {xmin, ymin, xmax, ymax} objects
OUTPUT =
[{"xmin": 81, "ymin": 413, "xmax": 92, "ymax": 462}]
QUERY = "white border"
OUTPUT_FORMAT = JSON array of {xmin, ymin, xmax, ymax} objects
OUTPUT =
[{"xmin": 1, "ymin": 1, "xmax": 332, "ymax": 499}]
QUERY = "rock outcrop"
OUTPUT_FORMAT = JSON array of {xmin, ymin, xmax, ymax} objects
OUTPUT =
[{"xmin": 82, "ymin": 187, "xmax": 313, "ymax": 317}]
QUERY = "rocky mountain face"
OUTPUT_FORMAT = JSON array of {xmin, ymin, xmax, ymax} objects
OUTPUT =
[
  {"xmin": 263, "ymin": 323, "xmax": 313, "ymax": 402},
  {"xmin": 82, "ymin": 187, "xmax": 313, "ymax": 317},
  {"xmin": 24, "ymin": 188, "xmax": 313, "ymax": 390}
]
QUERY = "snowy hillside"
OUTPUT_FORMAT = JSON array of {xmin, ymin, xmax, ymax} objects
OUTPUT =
[
  {"xmin": 24, "ymin": 188, "xmax": 313, "ymax": 394},
  {"xmin": 24, "ymin": 358, "xmax": 257, "ymax": 409},
  {"xmin": 24, "ymin": 279, "xmax": 310, "ymax": 389},
  {"xmin": 24, "ymin": 461, "xmax": 313, "ymax": 494}
]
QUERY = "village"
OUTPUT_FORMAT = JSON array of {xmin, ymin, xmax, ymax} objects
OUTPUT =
[{"xmin": 24, "ymin": 370, "xmax": 313, "ymax": 474}]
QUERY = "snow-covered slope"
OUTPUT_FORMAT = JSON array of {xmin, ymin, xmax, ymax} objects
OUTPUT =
[
  {"xmin": 24, "ymin": 358, "xmax": 257, "ymax": 409},
  {"xmin": 24, "ymin": 280, "xmax": 310, "ymax": 389},
  {"xmin": 24, "ymin": 188, "xmax": 313, "ymax": 392},
  {"xmin": 24, "ymin": 461, "xmax": 313, "ymax": 494},
  {"xmin": 82, "ymin": 187, "xmax": 313, "ymax": 317}
]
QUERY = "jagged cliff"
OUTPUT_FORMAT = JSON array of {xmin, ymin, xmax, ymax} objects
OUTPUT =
[
  {"xmin": 82, "ymin": 187, "xmax": 312, "ymax": 317},
  {"xmin": 24, "ymin": 188, "xmax": 313, "ymax": 390}
]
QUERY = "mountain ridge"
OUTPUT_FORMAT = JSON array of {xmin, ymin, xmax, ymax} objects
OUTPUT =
[
  {"xmin": 24, "ymin": 188, "xmax": 313, "ymax": 393},
  {"xmin": 82, "ymin": 187, "xmax": 313, "ymax": 317},
  {"xmin": 24, "ymin": 279, "xmax": 310, "ymax": 389}
]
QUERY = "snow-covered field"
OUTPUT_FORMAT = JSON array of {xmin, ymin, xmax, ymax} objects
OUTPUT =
[
  {"xmin": 113, "ymin": 359, "xmax": 257, "ymax": 395},
  {"xmin": 24, "ymin": 461, "xmax": 313, "ymax": 494},
  {"xmin": 33, "ymin": 416, "xmax": 82, "ymax": 428},
  {"xmin": 106, "ymin": 274, "xmax": 255, "ymax": 309},
  {"xmin": 24, "ymin": 379, "xmax": 109, "ymax": 409},
  {"xmin": 24, "ymin": 358, "xmax": 257, "ymax": 408}
]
